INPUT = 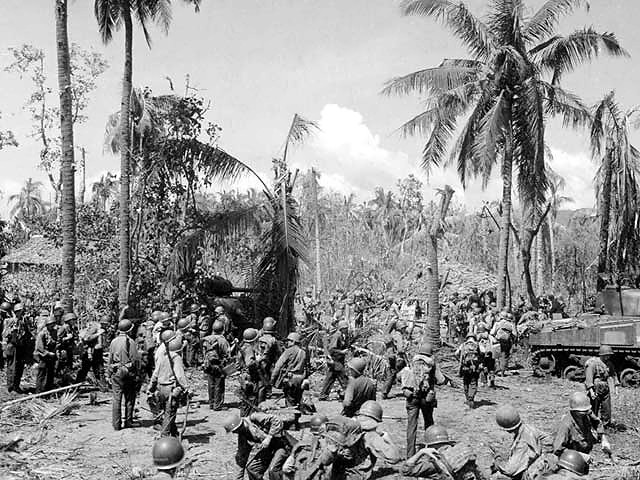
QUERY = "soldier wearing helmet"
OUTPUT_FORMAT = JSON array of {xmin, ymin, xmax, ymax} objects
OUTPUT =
[
  {"xmin": 177, "ymin": 315, "xmax": 199, "ymax": 368},
  {"xmin": 2, "ymin": 301, "xmax": 32, "ymax": 393},
  {"xmin": 402, "ymin": 424, "xmax": 481, "ymax": 480},
  {"xmin": 319, "ymin": 320, "xmax": 350, "ymax": 401},
  {"xmin": 491, "ymin": 404, "xmax": 552, "ymax": 480},
  {"xmin": 400, "ymin": 344, "xmax": 452, "ymax": 456},
  {"xmin": 542, "ymin": 449, "xmax": 589, "ymax": 479},
  {"xmin": 34, "ymin": 315, "xmax": 58, "ymax": 393},
  {"xmin": 55, "ymin": 312, "xmax": 79, "ymax": 381},
  {"xmin": 148, "ymin": 334, "xmax": 190, "ymax": 436},
  {"xmin": 108, "ymin": 316, "xmax": 141, "ymax": 430},
  {"xmin": 256, "ymin": 317, "xmax": 282, "ymax": 401},
  {"xmin": 75, "ymin": 314, "xmax": 108, "ymax": 389},
  {"xmin": 356, "ymin": 400, "xmax": 401, "ymax": 467},
  {"xmin": 151, "ymin": 436, "xmax": 185, "ymax": 478},
  {"xmin": 552, "ymin": 391, "xmax": 604, "ymax": 457},
  {"xmin": 457, "ymin": 332, "xmax": 482, "ymax": 408},
  {"xmin": 491, "ymin": 311, "xmax": 516, "ymax": 376},
  {"xmin": 381, "ymin": 331, "xmax": 407, "ymax": 400},
  {"xmin": 584, "ymin": 344, "xmax": 618, "ymax": 427},
  {"xmin": 237, "ymin": 328, "xmax": 262, "ymax": 416},
  {"xmin": 282, "ymin": 414, "xmax": 328, "ymax": 479},
  {"xmin": 223, "ymin": 411, "xmax": 290, "ymax": 480},
  {"xmin": 342, "ymin": 357, "xmax": 376, "ymax": 417},
  {"xmin": 201, "ymin": 320, "xmax": 230, "ymax": 410},
  {"xmin": 271, "ymin": 331, "xmax": 308, "ymax": 407}
]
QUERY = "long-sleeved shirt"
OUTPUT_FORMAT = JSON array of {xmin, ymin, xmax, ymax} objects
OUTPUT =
[
  {"xmin": 552, "ymin": 413, "xmax": 601, "ymax": 455},
  {"xmin": 328, "ymin": 331, "xmax": 348, "ymax": 363},
  {"xmin": 362, "ymin": 430, "xmax": 400, "ymax": 466},
  {"xmin": 342, "ymin": 376, "xmax": 376, "ymax": 417},
  {"xmin": 497, "ymin": 424, "xmax": 549, "ymax": 478},
  {"xmin": 271, "ymin": 345, "xmax": 307, "ymax": 385},
  {"xmin": 151, "ymin": 349, "xmax": 188, "ymax": 387},
  {"xmin": 584, "ymin": 356, "xmax": 618, "ymax": 389},
  {"xmin": 202, "ymin": 333, "xmax": 230, "ymax": 363},
  {"xmin": 492, "ymin": 319, "xmax": 515, "ymax": 340},
  {"xmin": 401, "ymin": 444, "xmax": 477, "ymax": 478},
  {"xmin": 400, "ymin": 361, "xmax": 446, "ymax": 403},
  {"xmin": 35, "ymin": 327, "xmax": 57, "ymax": 360},
  {"xmin": 108, "ymin": 333, "xmax": 140, "ymax": 370}
]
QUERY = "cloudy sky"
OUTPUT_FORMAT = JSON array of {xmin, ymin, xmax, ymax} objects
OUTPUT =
[{"xmin": 1, "ymin": 0, "xmax": 639, "ymax": 216}]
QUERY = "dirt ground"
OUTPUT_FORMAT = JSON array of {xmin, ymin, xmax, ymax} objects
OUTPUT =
[{"xmin": 0, "ymin": 362, "xmax": 638, "ymax": 480}]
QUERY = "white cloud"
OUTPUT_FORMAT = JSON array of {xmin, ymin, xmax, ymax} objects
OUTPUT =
[{"xmin": 548, "ymin": 148, "xmax": 596, "ymax": 209}]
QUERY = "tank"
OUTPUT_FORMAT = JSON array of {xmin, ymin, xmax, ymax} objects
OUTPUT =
[
  {"xmin": 197, "ymin": 276, "xmax": 256, "ymax": 333},
  {"xmin": 529, "ymin": 286, "xmax": 640, "ymax": 387}
]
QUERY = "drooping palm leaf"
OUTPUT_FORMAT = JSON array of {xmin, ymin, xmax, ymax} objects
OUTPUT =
[{"xmin": 523, "ymin": 0, "xmax": 589, "ymax": 44}]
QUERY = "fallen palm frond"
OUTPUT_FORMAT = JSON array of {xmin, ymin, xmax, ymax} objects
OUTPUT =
[{"xmin": 26, "ymin": 389, "xmax": 81, "ymax": 427}]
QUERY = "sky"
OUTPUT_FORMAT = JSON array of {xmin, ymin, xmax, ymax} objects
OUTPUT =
[{"xmin": 0, "ymin": 0, "xmax": 639, "ymax": 217}]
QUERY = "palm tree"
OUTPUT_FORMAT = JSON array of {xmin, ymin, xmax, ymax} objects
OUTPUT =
[
  {"xmin": 94, "ymin": 0, "xmax": 201, "ymax": 308},
  {"xmin": 384, "ymin": 0, "xmax": 625, "ymax": 308},
  {"xmin": 55, "ymin": 0, "xmax": 76, "ymax": 313},
  {"xmin": 10, "ymin": 178, "xmax": 46, "ymax": 220},
  {"xmin": 590, "ymin": 91, "xmax": 640, "ymax": 287},
  {"xmin": 92, "ymin": 173, "xmax": 119, "ymax": 210}
]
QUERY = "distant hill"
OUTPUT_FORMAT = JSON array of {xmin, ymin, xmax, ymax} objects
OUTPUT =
[{"xmin": 555, "ymin": 208, "xmax": 595, "ymax": 226}]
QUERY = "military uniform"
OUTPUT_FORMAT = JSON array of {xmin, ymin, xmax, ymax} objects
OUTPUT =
[
  {"xmin": 553, "ymin": 413, "xmax": 601, "ymax": 456},
  {"xmin": 402, "ymin": 443, "xmax": 481, "ymax": 479},
  {"xmin": 75, "ymin": 321, "xmax": 106, "ymax": 386},
  {"xmin": 493, "ymin": 424, "xmax": 552, "ymax": 480},
  {"xmin": 283, "ymin": 433, "xmax": 326, "ymax": 480},
  {"xmin": 319, "ymin": 330, "xmax": 349, "ymax": 400},
  {"xmin": 234, "ymin": 413, "xmax": 291, "ymax": 480},
  {"xmin": 271, "ymin": 343, "xmax": 307, "ymax": 407},
  {"xmin": 325, "ymin": 416, "xmax": 374, "ymax": 480},
  {"xmin": 342, "ymin": 376, "xmax": 376, "ymax": 417},
  {"xmin": 360, "ymin": 426, "xmax": 400, "ymax": 468},
  {"xmin": 257, "ymin": 331, "xmax": 282, "ymax": 401},
  {"xmin": 149, "ymin": 346, "xmax": 189, "ymax": 436},
  {"xmin": 3, "ymin": 314, "xmax": 32, "ymax": 392},
  {"xmin": 34, "ymin": 326, "xmax": 57, "ymax": 393},
  {"xmin": 182, "ymin": 315, "xmax": 200, "ymax": 367},
  {"xmin": 491, "ymin": 318, "xmax": 515, "ymax": 374},
  {"xmin": 584, "ymin": 356, "xmax": 617, "ymax": 425},
  {"xmin": 108, "ymin": 333, "xmax": 140, "ymax": 430},
  {"xmin": 238, "ymin": 342, "xmax": 261, "ymax": 416},
  {"xmin": 381, "ymin": 336, "xmax": 405, "ymax": 398},
  {"xmin": 457, "ymin": 338, "xmax": 481, "ymax": 407},
  {"xmin": 56, "ymin": 322, "xmax": 77, "ymax": 382},
  {"xmin": 202, "ymin": 332, "xmax": 230, "ymax": 410},
  {"xmin": 136, "ymin": 320, "xmax": 156, "ymax": 378}
]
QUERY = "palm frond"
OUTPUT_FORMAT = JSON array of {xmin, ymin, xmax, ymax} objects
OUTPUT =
[
  {"xmin": 540, "ymin": 81, "xmax": 591, "ymax": 129},
  {"xmin": 523, "ymin": 0, "xmax": 589, "ymax": 44},
  {"xmin": 382, "ymin": 63, "xmax": 479, "ymax": 96},
  {"xmin": 94, "ymin": 0, "xmax": 121, "ymax": 44},
  {"xmin": 590, "ymin": 90, "xmax": 617, "ymax": 158},
  {"xmin": 400, "ymin": 0, "xmax": 491, "ymax": 60},
  {"xmin": 471, "ymin": 89, "xmax": 508, "ymax": 188},
  {"xmin": 285, "ymin": 114, "xmax": 318, "ymax": 148}
]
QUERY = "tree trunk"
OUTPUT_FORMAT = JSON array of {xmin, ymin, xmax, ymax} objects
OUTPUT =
[
  {"xmin": 536, "ymin": 227, "xmax": 544, "ymax": 294},
  {"xmin": 55, "ymin": 0, "xmax": 76, "ymax": 313},
  {"xmin": 548, "ymin": 215, "xmax": 556, "ymax": 291},
  {"xmin": 597, "ymin": 152, "xmax": 613, "ymax": 289},
  {"xmin": 79, "ymin": 147, "xmax": 86, "ymax": 205},
  {"xmin": 424, "ymin": 185, "xmax": 454, "ymax": 348},
  {"xmin": 118, "ymin": 7, "xmax": 133, "ymax": 308},
  {"xmin": 311, "ymin": 168, "xmax": 322, "ymax": 295},
  {"xmin": 497, "ymin": 133, "xmax": 513, "ymax": 309}
]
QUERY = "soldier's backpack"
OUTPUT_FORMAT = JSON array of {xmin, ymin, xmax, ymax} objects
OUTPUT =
[
  {"xmin": 459, "ymin": 342, "xmax": 481, "ymax": 375},
  {"xmin": 496, "ymin": 322, "xmax": 513, "ymax": 342}
]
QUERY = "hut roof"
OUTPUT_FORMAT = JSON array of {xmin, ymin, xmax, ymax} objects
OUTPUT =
[{"xmin": 1, "ymin": 235, "xmax": 62, "ymax": 266}]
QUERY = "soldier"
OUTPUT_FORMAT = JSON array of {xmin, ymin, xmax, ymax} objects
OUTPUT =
[
  {"xmin": 34, "ymin": 316, "xmax": 58, "ymax": 393},
  {"xmin": 322, "ymin": 416, "xmax": 374, "ymax": 480},
  {"xmin": 302, "ymin": 288, "xmax": 319, "ymax": 327},
  {"xmin": 402, "ymin": 425, "xmax": 482, "ymax": 479},
  {"xmin": 202, "ymin": 320, "xmax": 230, "ymax": 410},
  {"xmin": 282, "ymin": 414, "xmax": 328, "ymax": 480},
  {"xmin": 584, "ymin": 345, "xmax": 618, "ymax": 427},
  {"xmin": 491, "ymin": 312, "xmax": 515, "ymax": 375},
  {"xmin": 151, "ymin": 436, "xmax": 185, "ymax": 479},
  {"xmin": 355, "ymin": 400, "xmax": 401, "ymax": 468},
  {"xmin": 148, "ymin": 334, "xmax": 190, "ymax": 437},
  {"xmin": 56, "ymin": 312, "xmax": 78, "ymax": 384},
  {"xmin": 223, "ymin": 411, "xmax": 291, "ymax": 480},
  {"xmin": 342, "ymin": 358, "xmax": 376, "ymax": 417},
  {"xmin": 381, "ymin": 334, "xmax": 406, "ymax": 399},
  {"xmin": 540, "ymin": 450, "xmax": 589, "ymax": 479},
  {"xmin": 137, "ymin": 315, "xmax": 157, "ymax": 378},
  {"xmin": 491, "ymin": 404, "xmax": 552, "ymax": 480},
  {"xmin": 271, "ymin": 332, "xmax": 308, "ymax": 408},
  {"xmin": 3, "ymin": 302, "xmax": 32, "ymax": 393},
  {"xmin": 76, "ymin": 315, "xmax": 108, "ymax": 387},
  {"xmin": 0, "ymin": 300, "xmax": 13, "ymax": 368},
  {"xmin": 401, "ymin": 344, "xmax": 453, "ymax": 457},
  {"xmin": 152, "ymin": 312, "xmax": 173, "ymax": 345},
  {"xmin": 238, "ymin": 327, "xmax": 261, "ymax": 416},
  {"xmin": 108, "ymin": 319, "xmax": 140, "ymax": 431},
  {"xmin": 319, "ymin": 321, "xmax": 350, "ymax": 401},
  {"xmin": 257, "ymin": 317, "xmax": 282, "ymax": 401},
  {"xmin": 457, "ymin": 332, "xmax": 482, "ymax": 408},
  {"xmin": 177, "ymin": 317, "xmax": 198, "ymax": 368},
  {"xmin": 553, "ymin": 392, "xmax": 605, "ymax": 457}
]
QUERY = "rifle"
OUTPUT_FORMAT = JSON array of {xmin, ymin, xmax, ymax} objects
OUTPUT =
[{"xmin": 180, "ymin": 395, "xmax": 191, "ymax": 441}]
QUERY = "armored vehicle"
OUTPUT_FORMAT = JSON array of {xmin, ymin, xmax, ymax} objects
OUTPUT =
[{"xmin": 529, "ymin": 286, "xmax": 640, "ymax": 387}]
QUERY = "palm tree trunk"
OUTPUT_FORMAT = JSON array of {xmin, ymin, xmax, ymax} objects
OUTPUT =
[
  {"xmin": 79, "ymin": 147, "xmax": 86, "ymax": 205},
  {"xmin": 118, "ymin": 6, "xmax": 133, "ymax": 308},
  {"xmin": 597, "ymin": 152, "xmax": 613, "ymax": 289},
  {"xmin": 536, "ymin": 228, "xmax": 544, "ymax": 294},
  {"xmin": 497, "ymin": 132, "xmax": 513, "ymax": 309},
  {"xmin": 548, "ymin": 215, "xmax": 556, "ymax": 291},
  {"xmin": 55, "ymin": 0, "xmax": 76, "ymax": 313}
]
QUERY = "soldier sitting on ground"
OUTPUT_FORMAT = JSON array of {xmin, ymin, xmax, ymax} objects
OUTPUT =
[
  {"xmin": 553, "ymin": 391, "xmax": 608, "ymax": 459},
  {"xmin": 355, "ymin": 400, "xmax": 401, "ymax": 469},
  {"xmin": 540, "ymin": 450, "xmax": 589, "ymax": 479},
  {"xmin": 150, "ymin": 437, "xmax": 185, "ymax": 479},
  {"xmin": 342, "ymin": 357, "xmax": 376, "ymax": 418}
]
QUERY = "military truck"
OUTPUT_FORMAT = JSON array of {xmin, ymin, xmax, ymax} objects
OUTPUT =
[{"xmin": 529, "ymin": 286, "xmax": 640, "ymax": 387}]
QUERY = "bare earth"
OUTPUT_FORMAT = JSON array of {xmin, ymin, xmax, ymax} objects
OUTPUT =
[{"xmin": 0, "ymin": 366, "xmax": 638, "ymax": 480}]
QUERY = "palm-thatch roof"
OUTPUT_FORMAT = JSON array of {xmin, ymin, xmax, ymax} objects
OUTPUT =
[{"xmin": 1, "ymin": 235, "xmax": 61, "ymax": 266}]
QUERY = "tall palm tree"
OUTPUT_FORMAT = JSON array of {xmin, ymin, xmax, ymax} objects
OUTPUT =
[
  {"xmin": 55, "ymin": 0, "xmax": 76, "ymax": 313},
  {"xmin": 10, "ymin": 178, "xmax": 46, "ymax": 220},
  {"xmin": 92, "ymin": 172, "xmax": 119, "ymax": 210},
  {"xmin": 94, "ymin": 0, "xmax": 201, "ymax": 308},
  {"xmin": 590, "ymin": 91, "xmax": 640, "ymax": 286},
  {"xmin": 384, "ymin": 0, "xmax": 625, "ymax": 308}
]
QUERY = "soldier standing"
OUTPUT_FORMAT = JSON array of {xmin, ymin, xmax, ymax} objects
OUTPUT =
[
  {"xmin": 381, "ymin": 334, "xmax": 406, "ymax": 399},
  {"xmin": 148, "ymin": 334, "xmax": 190, "ymax": 436},
  {"xmin": 137, "ymin": 315, "xmax": 157, "ymax": 379},
  {"xmin": 76, "ymin": 315, "xmax": 108, "ymax": 387},
  {"xmin": 319, "ymin": 321, "xmax": 350, "ymax": 401},
  {"xmin": 108, "ymin": 319, "xmax": 140, "ymax": 430},
  {"xmin": 34, "ymin": 317, "xmax": 58, "ymax": 393},
  {"xmin": 271, "ymin": 332, "xmax": 308, "ymax": 407},
  {"xmin": 238, "ymin": 327, "xmax": 261, "ymax": 416},
  {"xmin": 341, "ymin": 358, "xmax": 376, "ymax": 417},
  {"xmin": 400, "ymin": 344, "xmax": 453, "ymax": 456},
  {"xmin": 223, "ymin": 411, "xmax": 292, "ymax": 480},
  {"xmin": 202, "ymin": 320, "xmax": 230, "ymax": 410},
  {"xmin": 491, "ymin": 312, "xmax": 515, "ymax": 375},
  {"xmin": 177, "ymin": 317, "xmax": 198, "ymax": 368},
  {"xmin": 585, "ymin": 345, "xmax": 618, "ymax": 427},
  {"xmin": 302, "ymin": 288, "xmax": 319, "ymax": 327},
  {"xmin": 0, "ymin": 301, "xmax": 13, "ymax": 370},
  {"xmin": 257, "ymin": 317, "xmax": 282, "ymax": 401},
  {"xmin": 3, "ymin": 303, "xmax": 32, "ymax": 393},
  {"xmin": 56, "ymin": 312, "xmax": 78, "ymax": 384},
  {"xmin": 457, "ymin": 332, "xmax": 482, "ymax": 408}
]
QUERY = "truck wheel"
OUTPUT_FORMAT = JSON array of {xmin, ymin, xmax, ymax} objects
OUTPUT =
[
  {"xmin": 562, "ymin": 365, "xmax": 583, "ymax": 382},
  {"xmin": 537, "ymin": 354, "xmax": 556, "ymax": 374},
  {"xmin": 620, "ymin": 368, "xmax": 640, "ymax": 388}
]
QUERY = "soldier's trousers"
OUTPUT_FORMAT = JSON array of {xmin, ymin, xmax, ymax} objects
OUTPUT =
[
  {"xmin": 382, "ymin": 357, "xmax": 406, "ymax": 396},
  {"xmin": 319, "ymin": 363, "xmax": 348, "ymax": 399},
  {"xmin": 591, "ymin": 381, "xmax": 612, "ymax": 425},
  {"xmin": 75, "ymin": 348, "xmax": 104, "ymax": 386},
  {"xmin": 237, "ymin": 440, "xmax": 289, "ymax": 480},
  {"xmin": 462, "ymin": 373, "xmax": 479, "ymax": 403},
  {"xmin": 498, "ymin": 340, "xmax": 512, "ymax": 373},
  {"xmin": 207, "ymin": 367, "xmax": 225, "ymax": 409},
  {"xmin": 5, "ymin": 346, "xmax": 25, "ymax": 392},
  {"xmin": 406, "ymin": 398, "xmax": 435, "ymax": 457},
  {"xmin": 158, "ymin": 385, "xmax": 179, "ymax": 436},
  {"xmin": 283, "ymin": 379, "xmax": 304, "ymax": 407},
  {"xmin": 35, "ymin": 357, "xmax": 56, "ymax": 393},
  {"xmin": 111, "ymin": 376, "xmax": 136, "ymax": 430}
]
